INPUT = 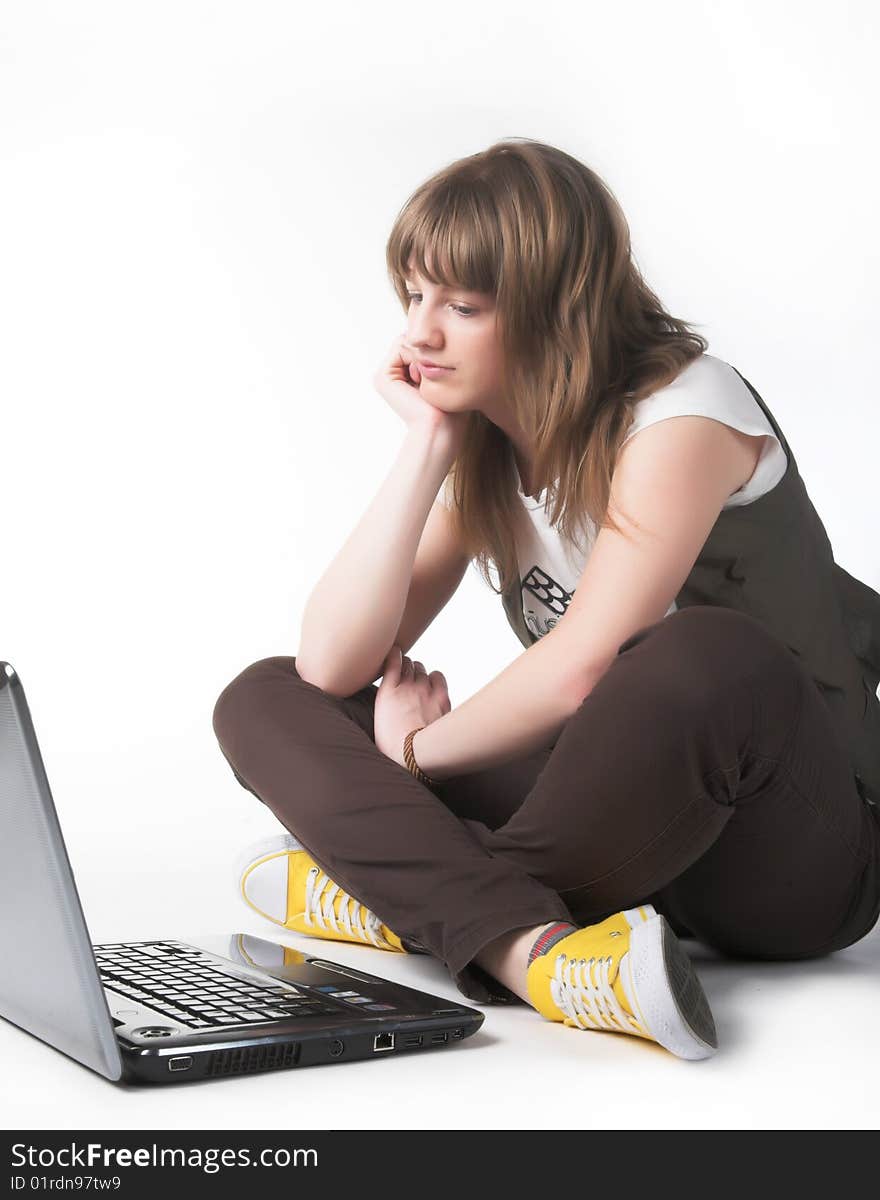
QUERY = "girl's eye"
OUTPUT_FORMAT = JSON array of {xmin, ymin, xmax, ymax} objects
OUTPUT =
[{"xmin": 406, "ymin": 293, "xmax": 477, "ymax": 318}]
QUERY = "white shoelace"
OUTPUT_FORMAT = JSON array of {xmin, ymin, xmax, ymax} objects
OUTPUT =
[
  {"xmin": 304, "ymin": 866, "xmax": 396, "ymax": 949},
  {"xmin": 549, "ymin": 953, "xmax": 647, "ymax": 1035}
]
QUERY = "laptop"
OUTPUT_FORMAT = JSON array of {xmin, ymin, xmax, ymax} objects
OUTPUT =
[{"xmin": 0, "ymin": 660, "xmax": 485, "ymax": 1084}]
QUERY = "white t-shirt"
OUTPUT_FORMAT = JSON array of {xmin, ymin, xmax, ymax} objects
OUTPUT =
[{"xmin": 442, "ymin": 353, "xmax": 789, "ymax": 640}]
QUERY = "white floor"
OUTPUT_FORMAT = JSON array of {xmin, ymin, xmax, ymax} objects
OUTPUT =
[{"xmin": 3, "ymin": 758, "xmax": 879, "ymax": 1132}]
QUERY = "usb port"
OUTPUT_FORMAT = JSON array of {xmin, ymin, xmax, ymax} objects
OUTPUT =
[
  {"xmin": 168, "ymin": 1055, "xmax": 194, "ymax": 1072},
  {"xmin": 402, "ymin": 1034, "xmax": 423, "ymax": 1048},
  {"xmin": 373, "ymin": 1032, "xmax": 395, "ymax": 1052},
  {"xmin": 430, "ymin": 1031, "xmax": 448, "ymax": 1045}
]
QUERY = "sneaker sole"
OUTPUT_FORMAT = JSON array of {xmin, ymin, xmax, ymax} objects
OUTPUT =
[
  {"xmin": 235, "ymin": 832, "xmax": 304, "ymax": 926},
  {"xmin": 625, "ymin": 915, "xmax": 718, "ymax": 1060}
]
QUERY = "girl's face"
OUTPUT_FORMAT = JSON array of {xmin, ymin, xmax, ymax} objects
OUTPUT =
[{"xmin": 402, "ymin": 261, "xmax": 504, "ymax": 416}]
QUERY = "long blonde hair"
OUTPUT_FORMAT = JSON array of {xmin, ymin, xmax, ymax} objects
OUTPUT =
[{"xmin": 385, "ymin": 137, "xmax": 708, "ymax": 597}]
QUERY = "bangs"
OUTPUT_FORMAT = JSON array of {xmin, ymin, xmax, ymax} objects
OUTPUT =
[{"xmin": 387, "ymin": 179, "xmax": 500, "ymax": 299}]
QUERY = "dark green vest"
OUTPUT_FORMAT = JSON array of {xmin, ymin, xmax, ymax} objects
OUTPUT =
[{"xmin": 501, "ymin": 368, "xmax": 880, "ymax": 806}]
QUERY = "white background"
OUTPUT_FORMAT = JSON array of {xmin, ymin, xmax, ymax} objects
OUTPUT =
[{"xmin": 1, "ymin": 0, "xmax": 878, "ymax": 1130}]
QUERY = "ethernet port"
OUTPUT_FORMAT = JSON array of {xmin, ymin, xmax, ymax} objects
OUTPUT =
[{"xmin": 373, "ymin": 1032, "xmax": 395, "ymax": 1052}]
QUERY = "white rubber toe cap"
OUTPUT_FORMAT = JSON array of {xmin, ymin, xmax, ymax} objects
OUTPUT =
[{"xmin": 235, "ymin": 832, "xmax": 303, "ymax": 925}]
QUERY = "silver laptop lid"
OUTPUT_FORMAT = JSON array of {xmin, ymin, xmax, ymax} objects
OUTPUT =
[{"xmin": 0, "ymin": 662, "xmax": 123, "ymax": 1081}]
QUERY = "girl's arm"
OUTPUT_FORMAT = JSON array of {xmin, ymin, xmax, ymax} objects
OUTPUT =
[
  {"xmin": 295, "ymin": 424, "xmax": 457, "ymax": 697},
  {"xmin": 411, "ymin": 415, "xmax": 758, "ymax": 779}
]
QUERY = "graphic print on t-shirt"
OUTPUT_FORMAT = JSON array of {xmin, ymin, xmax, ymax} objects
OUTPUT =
[{"xmin": 522, "ymin": 565, "xmax": 574, "ymax": 639}]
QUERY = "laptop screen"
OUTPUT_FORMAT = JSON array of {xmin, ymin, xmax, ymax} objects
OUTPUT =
[{"xmin": 0, "ymin": 662, "xmax": 123, "ymax": 1081}]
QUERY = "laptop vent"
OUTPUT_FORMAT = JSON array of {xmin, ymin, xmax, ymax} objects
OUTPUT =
[{"xmin": 206, "ymin": 1041, "xmax": 300, "ymax": 1077}]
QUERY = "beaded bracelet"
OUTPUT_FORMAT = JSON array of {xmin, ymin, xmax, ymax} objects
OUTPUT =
[{"xmin": 403, "ymin": 726, "xmax": 439, "ymax": 786}]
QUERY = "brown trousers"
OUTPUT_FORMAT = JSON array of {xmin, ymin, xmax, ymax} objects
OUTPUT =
[{"xmin": 212, "ymin": 605, "xmax": 880, "ymax": 1004}]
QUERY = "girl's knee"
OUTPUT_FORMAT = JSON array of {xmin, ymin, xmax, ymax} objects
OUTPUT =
[
  {"xmin": 617, "ymin": 604, "xmax": 747, "ymax": 658},
  {"xmin": 211, "ymin": 655, "xmax": 301, "ymax": 746},
  {"xmin": 637, "ymin": 604, "xmax": 793, "ymax": 697},
  {"xmin": 664, "ymin": 604, "xmax": 767, "ymax": 645},
  {"xmin": 664, "ymin": 604, "xmax": 784, "ymax": 662}
]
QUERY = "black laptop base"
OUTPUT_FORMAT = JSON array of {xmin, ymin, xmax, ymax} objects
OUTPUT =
[
  {"xmin": 118, "ymin": 1014, "xmax": 481, "ymax": 1084},
  {"xmin": 101, "ymin": 937, "xmax": 485, "ymax": 1084}
]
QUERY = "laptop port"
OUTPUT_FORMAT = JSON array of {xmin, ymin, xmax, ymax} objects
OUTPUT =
[
  {"xmin": 401, "ymin": 1034, "xmax": 423, "ymax": 1049},
  {"xmin": 373, "ymin": 1032, "xmax": 395, "ymax": 1052},
  {"xmin": 430, "ymin": 1031, "xmax": 448, "ymax": 1045},
  {"xmin": 168, "ymin": 1055, "xmax": 194, "ymax": 1072},
  {"xmin": 451, "ymin": 1028, "xmax": 464, "ymax": 1039}
]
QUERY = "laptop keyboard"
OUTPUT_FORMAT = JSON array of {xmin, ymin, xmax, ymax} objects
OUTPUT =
[{"xmin": 93, "ymin": 940, "xmax": 341, "ymax": 1028}]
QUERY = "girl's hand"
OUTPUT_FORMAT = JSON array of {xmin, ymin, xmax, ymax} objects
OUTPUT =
[
  {"xmin": 373, "ymin": 333, "xmax": 468, "ymax": 458},
  {"xmin": 373, "ymin": 643, "xmax": 451, "ymax": 772}
]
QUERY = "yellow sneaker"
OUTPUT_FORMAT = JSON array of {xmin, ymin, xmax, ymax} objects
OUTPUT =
[
  {"xmin": 236, "ymin": 834, "xmax": 407, "ymax": 953},
  {"xmin": 526, "ymin": 904, "xmax": 718, "ymax": 1060}
]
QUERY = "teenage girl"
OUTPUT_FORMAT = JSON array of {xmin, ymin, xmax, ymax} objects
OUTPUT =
[{"xmin": 213, "ymin": 138, "xmax": 880, "ymax": 1061}]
